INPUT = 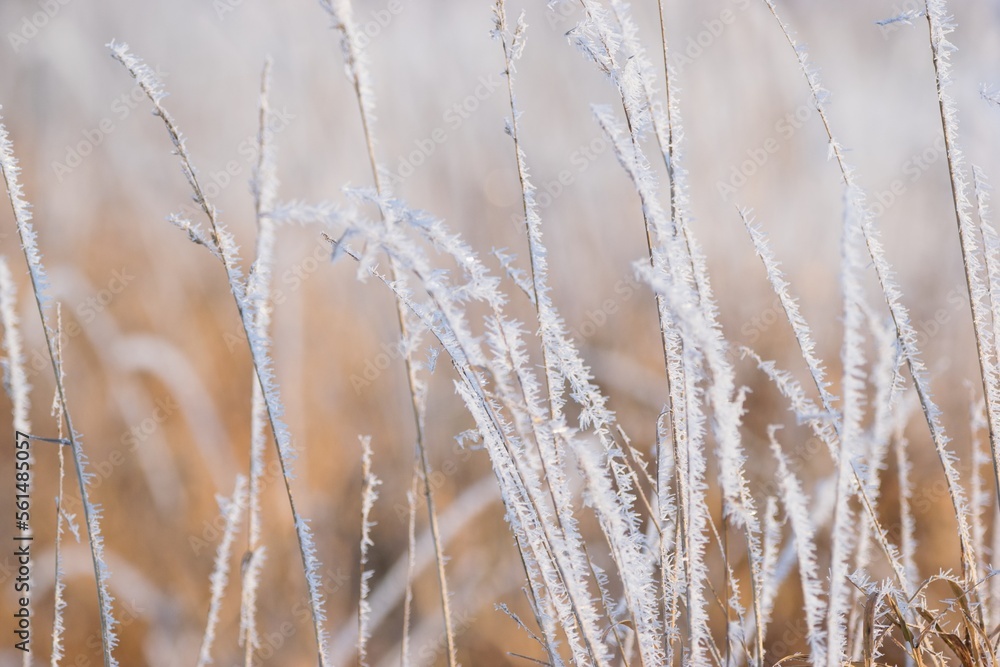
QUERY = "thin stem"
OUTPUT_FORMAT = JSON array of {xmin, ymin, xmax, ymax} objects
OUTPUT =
[
  {"xmin": 108, "ymin": 43, "xmax": 330, "ymax": 665},
  {"xmin": 923, "ymin": 2, "xmax": 1000, "ymax": 522},
  {"xmin": 761, "ymin": 0, "xmax": 977, "ymax": 583},
  {"xmin": 1, "ymin": 117, "xmax": 118, "ymax": 667},
  {"xmin": 317, "ymin": 4, "xmax": 457, "ymax": 662},
  {"xmin": 242, "ymin": 56, "xmax": 277, "ymax": 667}
]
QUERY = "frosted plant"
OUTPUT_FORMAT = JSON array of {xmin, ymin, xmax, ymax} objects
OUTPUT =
[
  {"xmin": 851, "ymin": 307, "xmax": 905, "ymax": 598},
  {"xmin": 826, "ymin": 194, "xmax": 867, "ymax": 667},
  {"xmin": 197, "ymin": 476, "xmax": 248, "ymax": 667},
  {"xmin": 762, "ymin": 0, "xmax": 977, "ymax": 586},
  {"xmin": 740, "ymin": 209, "xmax": 837, "ymax": 419},
  {"xmin": 740, "ymin": 208, "xmax": 911, "ymax": 597},
  {"xmin": 600, "ymin": 89, "xmax": 766, "ymax": 663},
  {"xmin": 599, "ymin": 11, "xmax": 701, "ymax": 610},
  {"xmin": 107, "ymin": 41, "xmax": 331, "ymax": 664},
  {"xmin": 1, "ymin": 110, "xmax": 119, "ymax": 667},
  {"xmin": 576, "ymin": 436, "xmax": 665, "ymax": 667},
  {"xmin": 925, "ymin": 0, "xmax": 1000, "ymax": 528},
  {"xmin": 555, "ymin": 3, "xmax": 779, "ymax": 659},
  {"xmin": 891, "ymin": 412, "xmax": 920, "ymax": 598},
  {"xmin": 333, "ymin": 207, "xmax": 612, "ymax": 664},
  {"xmin": 312, "ymin": 1, "xmax": 459, "ymax": 659},
  {"xmin": 982, "ymin": 84, "xmax": 1000, "ymax": 109},
  {"xmin": 358, "ymin": 436, "xmax": 380, "ymax": 667},
  {"xmin": 969, "ymin": 396, "xmax": 991, "ymax": 584},
  {"xmin": 0, "ymin": 0, "xmax": 993, "ymax": 663},
  {"xmin": 591, "ymin": 102, "xmax": 712, "ymax": 666},
  {"xmin": 875, "ymin": 9, "xmax": 925, "ymax": 27},
  {"xmin": 493, "ymin": 6, "xmax": 663, "ymax": 661},
  {"xmin": 352, "ymin": 203, "xmax": 603, "ymax": 655},
  {"xmin": 0, "ymin": 255, "xmax": 30, "ymax": 435},
  {"xmin": 758, "ymin": 496, "xmax": 783, "ymax": 633},
  {"xmin": 400, "ymin": 472, "xmax": 418, "ymax": 666},
  {"xmin": 975, "ymin": 168, "xmax": 1000, "ymax": 375},
  {"xmin": 49, "ymin": 308, "xmax": 74, "ymax": 667},
  {"xmin": 240, "ymin": 58, "xmax": 276, "ymax": 666}
]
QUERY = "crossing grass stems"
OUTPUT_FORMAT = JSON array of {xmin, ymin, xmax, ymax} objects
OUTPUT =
[{"xmin": 3, "ymin": 0, "xmax": 1000, "ymax": 664}]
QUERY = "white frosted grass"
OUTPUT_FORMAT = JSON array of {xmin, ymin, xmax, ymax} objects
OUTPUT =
[
  {"xmin": 602, "ymin": 85, "xmax": 762, "ymax": 659},
  {"xmin": 337, "ymin": 211, "xmax": 613, "ymax": 664},
  {"xmin": 358, "ymin": 436, "xmax": 380, "ymax": 667},
  {"xmin": 975, "ymin": 168, "xmax": 1000, "ymax": 371},
  {"xmin": 970, "ymin": 398, "xmax": 990, "ymax": 583},
  {"xmin": 762, "ymin": 0, "xmax": 977, "ymax": 584},
  {"xmin": 400, "ymin": 473, "xmax": 418, "ymax": 667},
  {"xmin": 740, "ymin": 349, "xmax": 839, "ymax": 459},
  {"xmin": 51, "ymin": 481, "xmax": 68, "ymax": 667},
  {"xmin": 927, "ymin": 0, "xmax": 997, "ymax": 580},
  {"xmin": 577, "ymin": 437, "xmax": 665, "ymax": 667},
  {"xmin": 317, "ymin": 0, "xmax": 379, "ymax": 165},
  {"xmin": 926, "ymin": 0, "xmax": 1000, "ymax": 528},
  {"xmin": 0, "ymin": 256, "xmax": 30, "ymax": 435},
  {"xmin": 28, "ymin": 4, "xmax": 991, "ymax": 663},
  {"xmin": 850, "ymin": 308, "xmax": 904, "ymax": 598},
  {"xmin": 580, "ymin": 11, "xmax": 701, "ymax": 618},
  {"xmin": 982, "ymin": 85, "xmax": 1000, "ymax": 109},
  {"xmin": 238, "ymin": 546, "xmax": 265, "ymax": 659},
  {"xmin": 826, "ymin": 193, "xmax": 868, "ymax": 667},
  {"xmin": 0, "ymin": 113, "xmax": 51, "ymax": 309},
  {"xmin": 1, "ymin": 110, "xmax": 119, "ymax": 667},
  {"xmin": 758, "ymin": 496, "xmax": 782, "ymax": 632},
  {"xmin": 399, "ymin": 186, "xmax": 643, "ymax": 661},
  {"xmin": 493, "ymin": 10, "xmax": 664, "ymax": 662},
  {"xmin": 314, "ymin": 2, "xmax": 462, "ymax": 658},
  {"xmin": 744, "ymin": 343, "xmax": 909, "ymax": 599},
  {"xmin": 196, "ymin": 475, "xmax": 248, "ymax": 667},
  {"xmin": 108, "ymin": 42, "xmax": 332, "ymax": 664},
  {"xmin": 593, "ymin": 104, "xmax": 714, "ymax": 667},
  {"xmin": 740, "ymin": 210, "xmax": 837, "ymax": 419},
  {"xmin": 892, "ymin": 416, "xmax": 920, "ymax": 599},
  {"xmin": 50, "ymin": 311, "xmax": 69, "ymax": 667},
  {"xmin": 573, "ymin": 6, "xmax": 768, "ymax": 637},
  {"xmin": 242, "ymin": 59, "xmax": 277, "ymax": 665}
]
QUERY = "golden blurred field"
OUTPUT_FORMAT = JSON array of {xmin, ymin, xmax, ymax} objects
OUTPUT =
[{"xmin": 3, "ymin": 0, "xmax": 1000, "ymax": 665}]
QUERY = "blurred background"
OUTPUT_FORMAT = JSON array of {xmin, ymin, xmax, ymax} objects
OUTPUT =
[{"xmin": 2, "ymin": 0, "xmax": 1000, "ymax": 664}]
